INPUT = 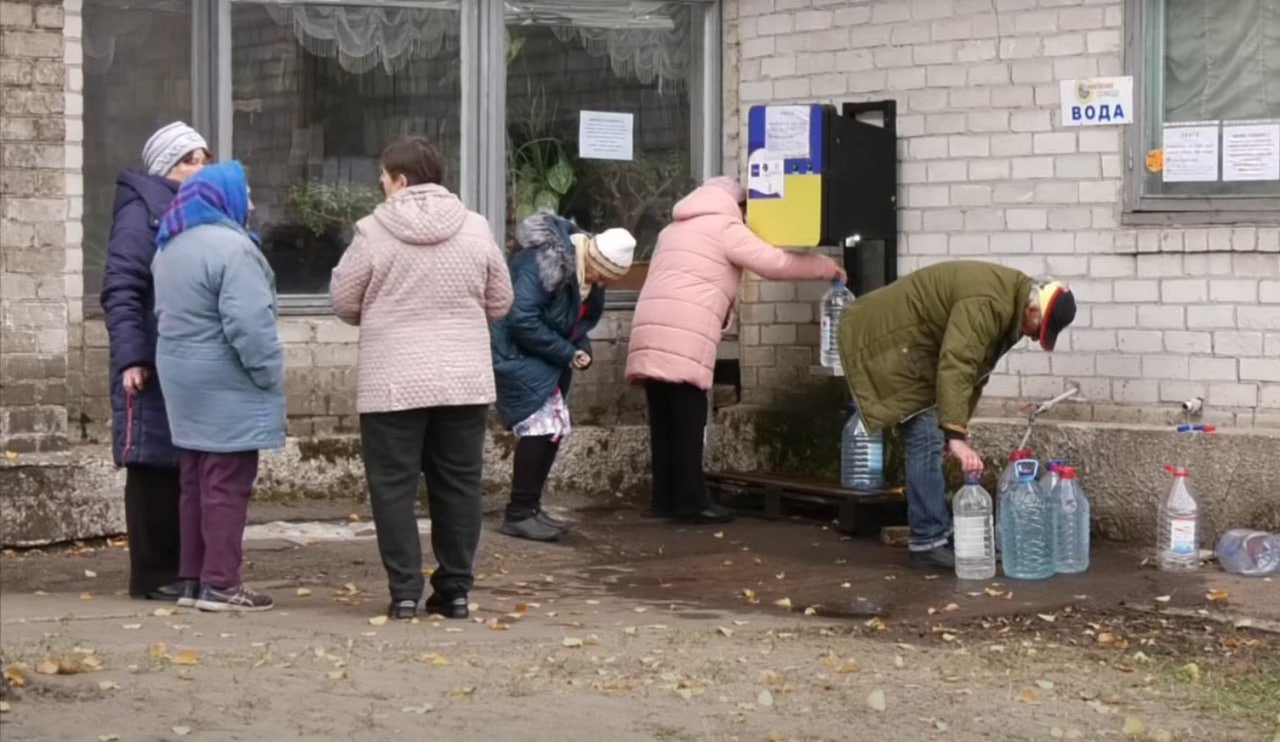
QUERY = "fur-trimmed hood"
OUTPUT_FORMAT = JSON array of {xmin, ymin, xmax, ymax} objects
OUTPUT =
[{"xmin": 515, "ymin": 211, "xmax": 582, "ymax": 293}]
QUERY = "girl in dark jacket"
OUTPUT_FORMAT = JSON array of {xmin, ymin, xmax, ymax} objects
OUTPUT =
[
  {"xmin": 490, "ymin": 213, "xmax": 635, "ymax": 541},
  {"xmin": 101, "ymin": 121, "xmax": 211, "ymax": 601}
]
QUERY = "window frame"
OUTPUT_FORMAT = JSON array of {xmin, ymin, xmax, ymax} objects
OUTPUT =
[
  {"xmin": 83, "ymin": 0, "xmax": 722, "ymax": 314},
  {"xmin": 1123, "ymin": 0, "xmax": 1280, "ymax": 227}
]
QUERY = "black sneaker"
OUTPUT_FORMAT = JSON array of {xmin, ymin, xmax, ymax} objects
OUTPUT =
[
  {"xmin": 194, "ymin": 584, "xmax": 274, "ymax": 612},
  {"xmin": 424, "ymin": 592, "xmax": 469, "ymax": 620},
  {"xmin": 501, "ymin": 515, "xmax": 563, "ymax": 542},
  {"xmin": 909, "ymin": 545, "xmax": 956, "ymax": 570},
  {"xmin": 176, "ymin": 579, "xmax": 199, "ymax": 608},
  {"xmin": 138, "ymin": 580, "xmax": 189, "ymax": 603},
  {"xmin": 535, "ymin": 509, "xmax": 570, "ymax": 531},
  {"xmin": 673, "ymin": 504, "xmax": 735, "ymax": 525},
  {"xmin": 389, "ymin": 599, "xmax": 418, "ymax": 620}
]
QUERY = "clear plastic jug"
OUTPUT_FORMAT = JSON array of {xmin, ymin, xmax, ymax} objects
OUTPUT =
[
  {"xmin": 819, "ymin": 280, "xmax": 854, "ymax": 371},
  {"xmin": 1215, "ymin": 530, "xmax": 1280, "ymax": 576},
  {"xmin": 1000, "ymin": 459, "xmax": 1056, "ymax": 580},
  {"xmin": 953, "ymin": 472, "xmax": 995, "ymax": 580},
  {"xmin": 1039, "ymin": 458, "xmax": 1067, "ymax": 497},
  {"xmin": 995, "ymin": 448, "xmax": 1034, "ymax": 553},
  {"xmin": 840, "ymin": 403, "xmax": 884, "ymax": 492},
  {"xmin": 1157, "ymin": 465, "xmax": 1200, "ymax": 572},
  {"xmin": 1052, "ymin": 466, "xmax": 1090, "ymax": 574}
]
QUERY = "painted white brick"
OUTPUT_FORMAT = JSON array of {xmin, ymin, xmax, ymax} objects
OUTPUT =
[
  {"xmin": 772, "ymin": 77, "xmax": 810, "ymax": 98},
  {"xmin": 1052, "ymin": 56, "xmax": 1098, "ymax": 81},
  {"xmin": 795, "ymin": 9, "xmax": 833, "ymax": 30},
  {"xmin": 1044, "ymin": 33, "xmax": 1085, "ymax": 56},
  {"xmin": 1052, "ymin": 353, "xmax": 1095, "ymax": 377},
  {"xmin": 1113, "ymin": 379, "xmax": 1159, "ymax": 404},
  {"xmin": 913, "ymin": 42, "xmax": 957, "ymax": 65},
  {"xmin": 1078, "ymin": 180, "xmax": 1119, "ymax": 203},
  {"xmin": 1012, "ymin": 156, "xmax": 1055, "ymax": 179},
  {"xmin": 1097, "ymin": 354, "xmax": 1143, "ymax": 379},
  {"xmin": 1189, "ymin": 357, "xmax": 1238, "ymax": 381},
  {"xmin": 1086, "ymin": 29, "xmax": 1121, "ymax": 53},
  {"xmin": 951, "ymin": 87, "xmax": 992, "ymax": 109},
  {"xmin": 741, "ymin": 37, "xmax": 776, "ymax": 59},
  {"xmin": 949, "ymin": 135, "xmax": 990, "ymax": 157},
  {"xmin": 926, "ymin": 113, "xmax": 968, "ymax": 135},
  {"xmin": 951, "ymin": 184, "xmax": 993, "ymax": 206},
  {"xmin": 1069, "ymin": 329, "xmax": 1116, "ymax": 352},
  {"xmin": 834, "ymin": 6, "xmax": 872, "ymax": 25},
  {"xmin": 1008, "ymin": 352, "xmax": 1051, "ymax": 375},
  {"xmin": 1022, "ymin": 375, "xmax": 1065, "ymax": 398},
  {"xmin": 1208, "ymin": 383, "xmax": 1259, "ymax": 408},
  {"xmin": 1262, "ymin": 383, "xmax": 1280, "ymax": 408},
  {"xmin": 756, "ymin": 13, "xmax": 796, "ymax": 34},
  {"xmin": 911, "ymin": 0, "xmax": 954, "ymax": 20},
  {"xmin": 1137, "ymin": 254, "xmax": 1184, "ymax": 277},
  {"xmin": 967, "ymin": 63, "xmax": 1010, "ymax": 85},
  {"xmin": 990, "ymin": 232, "xmax": 1032, "ymax": 253},
  {"xmin": 991, "ymin": 84, "xmax": 1035, "ymax": 107},
  {"xmin": 969, "ymin": 158, "xmax": 1011, "ymax": 180},
  {"xmin": 908, "ymin": 89, "xmax": 951, "ymax": 111},
  {"xmin": 1238, "ymin": 306, "xmax": 1280, "ymax": 331},
  {"xmin": 1233, "ymin": 254, "xmax": 1280, "ymax": 278},
  {"xmin": 949, "ymin": 234, "xmax": 990, "ymax": 255},
  {"xmin": 992, "ymin": 133, "xmax": 1033, "ymax": 156},
  {"xmin": 1047, "ymin": 208, "xmax": 1090, "ymax": 230},
  {"xmin": 1092, "ymin": 304, "xmax": 1136, "ymax": 329},
  {"xmin": 909, "ymin": 233, "xmax": 949, "ymax": 255},
  {"xmin": 1117, "ymin": 330, "xmax": 1163, "ymax": 354},
  {"xmin": 956, "ymin": 39, "xmax": 998, "ymax": 62},
  {"xmin": 967, "ymin": 110, "xmax": 1010, "ymax": 133},
  {"xmin": 891, "ymin": 23, "xmax": 932, "ymax": 45},
  {"xmin": 1054, "ymin": 154, "xmax": 1101, "ymax": 179},
  {"xmin": 872, "ymin": 1, "xmax": 911, "ymax": 23},
  {"xmin": 1138, "ymin": 305, "xmax": 1185, "ymax": 330},
  {"xmin": 923, "ymin": 209, "xmax": 964, "ymax": 231},
  {"xmin": 906, "ymin": 185, "xmax": 950, "ymax": 208},
  {"xmin": 963, "ymin": 209, "xmax": 1005, "ymax": 231},
  {"xmin": 1261, "ymin": 280, "xmax": 1280, "ymax": 303},
  {"xmin": 835, "ymin": 49, "xmax": 875, "ymax": 71},
  {"xmin": 1046, "ymin": 255, "xmax": 1089, "ymax": 277},
  {"xmin": 1186, "ymin": 305, "xmax": 1237, "ymax": 329},
  {"xmin": 874, "ymin": 45, "xmax": 914, "ymax": 67},
  {"xmin": 994, "ymin": 182, "xmax": 1036, "ymax": 204},
  {"xmin": 811, "ymin": 73, "xmax": 850, "ymax": 95},
  {"xmin": 1013, "ymin": 10, "xmax": 1058, "ymax": 34},
  {"xmin": 1164, "ymin": 331, "xmax": 1212, "ymax": 355},
  {"xmin": 1161, "ymin": 279, "xmax": 1209, "ymax": 304},
  {"xmin": 1007, "ymin": 208, "xmax": 1048, "ymax": 230},
  {"xmin": 1089, "ymin": 255, "xmax": 1135, "ymax": 278},
  {"xmin": 1033, "ymin": 232, "xmax": 1075, "ymax": 254},
  {"xmin": 1213, "ymin": 332, "xmax": 1263, "ymax": 357},
  {"xmin": 1033, "ymin": 132, "xmax": 1075, "ymax": 154},
  {"xmin": 1116, "ymin": 280, "xmax": 1167, "ymax": 305},
  {"xmin": 1011, "ymin": 59, "xmax": 1053, "ymax": 84},
  {"xmin": 1058, "ymin": 6, "xmax": 1105, "ymax": 30},
  {"xmin": 1142, "ymin": 354, "xmax": 1190, "ymax": 379},
  {"xmin": 761, "ymin": 56, "xmax": 796, "ymax": 77}
]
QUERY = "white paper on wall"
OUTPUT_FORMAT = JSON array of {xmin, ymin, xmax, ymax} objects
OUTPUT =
[
  {"xmin": 1163, "ymin": 123, "xmax": 1220, "ymax": 182},
  {"xmin": 764, "ymin": 105, "xmax": 810, "ymax": 160},
  {"xmin": 578, "ymin": 111, "xmax": 634, "ymax": 161},
  {"xmin": 1222, "ymin": 122, "xmax": 1280, "ymax": 182}
]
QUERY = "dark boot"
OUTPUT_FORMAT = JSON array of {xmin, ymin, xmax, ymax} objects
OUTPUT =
[
  {"xmin": 501, "ymin": 515, "xmax": 563, "ymax": 542},
  {"xmin": 506, "ymin": 435, "xmax": 559, "ymax": 522},
  {"xmin": 910, "ymin": 545, "xmax": 956, "ymax": 570},
  {"xmin": 425, "ymin": 592, "xmax": 469, "ymax": 619}
]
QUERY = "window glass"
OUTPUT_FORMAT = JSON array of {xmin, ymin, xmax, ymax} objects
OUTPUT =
[
  {"xmin": 1144, "ymin": 0, "xmax": 1280, "ymax": 199},
  {"xmin": 83, "ymin": 0, "xmax": 193, "ymax": 304},
  {"xmin": 230, "ymin": 1, "xmax": 461, "ymax": 295},
  {"xmin": 505, "ymin": 2, "xmax": 700, "ymax": 288}
]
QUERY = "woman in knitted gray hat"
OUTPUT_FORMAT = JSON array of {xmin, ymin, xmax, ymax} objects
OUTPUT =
[{"xmin": 101, "ymin": 121, "xmax": 211, "ymax": 603}]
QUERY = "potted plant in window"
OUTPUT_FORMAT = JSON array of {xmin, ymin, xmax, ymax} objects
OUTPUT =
[{"xmin": 259, "ymin": 181, "xmax": 381, "ymax": 293}]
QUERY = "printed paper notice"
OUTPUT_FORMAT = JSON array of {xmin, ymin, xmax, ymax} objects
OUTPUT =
[
  {"xmin": 764, "ymin": 105, "xmax": 810, "ymax": 159},
  {"xmin": 747, "ymin": 148, "xmax": 784, "ymax": 199},
  {"xmin": 1222, "ymin": 123, "xmax": 1280, "ymax": 181},
  {"xmin": 1162, "ymin": 124, "xmax": 1219, "ymax": 182},
  {"xmin": 578, "ymin": 111, "xmax": 634, "ymax": 161}
]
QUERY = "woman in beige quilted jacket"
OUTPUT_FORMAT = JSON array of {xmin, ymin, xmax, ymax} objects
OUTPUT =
[{"xmin": 330, "ymin": 137, "xmax": 514, "ymax": 621}]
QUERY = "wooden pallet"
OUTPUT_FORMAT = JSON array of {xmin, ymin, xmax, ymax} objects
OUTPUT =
[{"xmin": 705, "ymin": 470, "xmax": 907, "ymax": 538}]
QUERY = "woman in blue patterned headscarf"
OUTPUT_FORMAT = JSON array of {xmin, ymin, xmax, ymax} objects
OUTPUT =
[{"xmin": 151, "ymin": 161, "xmax": 284, "ymax": 613}]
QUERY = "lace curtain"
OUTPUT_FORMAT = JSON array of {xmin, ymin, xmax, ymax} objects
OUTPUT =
[
  {"xmin": 1163, "ymin": 0, "xmax": 1280, "ymax": 122},
  {"xmin": 262, "ymin": 2, "xmax": 460, "ymax": 75},
  {"xmin": 83, "ymin": 0, "xmax": 186, "ymax": 74}
]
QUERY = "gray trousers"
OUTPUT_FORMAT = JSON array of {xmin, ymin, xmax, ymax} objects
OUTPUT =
[{"xmin": 359, "ymin": 405, "xmax": 488, "ymax": 601}]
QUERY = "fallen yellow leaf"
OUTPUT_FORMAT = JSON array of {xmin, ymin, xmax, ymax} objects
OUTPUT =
[
  {"xmin": 327, "ymin": 670, "xmax": 348, "ymax": 680},
  {"xmin": 865, "ymin": 617, "xmax": 886, "ymax": 631},
  {"xmin": 368, "ymin": 615, "xmax": 388, "ymax": 627},
  {"xmin": 741, "ymin": 588, "xmax": 759, "ymax": 605},
  {"xmin": 486, "ymin": 618, "xmax": 510, "ymax": 631},
  {"xmin": 0, "ymin": 701, "xmax": 9, "ymax": 714},
  {"xmin": 419, "ymin": 652, "xmax": 448, "ymax": 666},
  {"xmin": 867, "ymin": 689, "xmax": 886, "ymax": 712},
  {"xmin": 1121, "ymin": 716, "xmax": 1146, "ymax": 736},
  {"xmin": 716, "ymin": 626, "xmax": 734, "ymax": 637},
  {"xmin": 173, "ymin": 650, "xmax": 199, "ymax": 666},
  {"xmin": 296, "ymin": 587, "xmax": 312, "ymax": 597},
  {"xmin": 803, "ymin": 605, "xmax": 818, "ymax": 616},
  {"xmin": 98, "ymin": 680, "xmax": 120, "ymax": 691},
  {"xmin": 80, "ymin": 592, "xmax": 93, "ymax": 601},
  {"xmin": 943, "ymin": 603, "xmax": 959, "ymax": 612},
  {"xmin": 562, "ymin": 637, "xmax": 584, "ymax": 648},
  {"xmin": 173, "ymin": 726, "xmax": 191, "ymax": 736},
  {"xmin": 1179, "ymin": 662, "xmax": 1200, "ymax": 681},
  {"xmin": 1206, "ymin": 588, "xmax": 1229, "ymax": 603},
  {"xmin": 1015, "ymin": 687, "xmax": 1038, "ymax": 704},
  {"xmin": 773, "ymin": 597, "xmax": 792, "ymax": 609},
  {"xmin": 713, "ymin": 531, "xmax": 724, "ymax": 539},
  {"xmin": 4, "ymin": 667, "xmax": 28, "ymax": 688},
  {"xmin": 149, "ymin": 643, "xmax": 169, "ymax": 659},
  {"xmin": 1154, "ymin": 594, "xmax": 1171, "ymax": 603},
  {"xmin": 121, "ymin": 623, "xmax": 141, "ymax": 630},
  {"xmin": 152, "ymin": 608, "xmax": 174, "ymax": 618}
]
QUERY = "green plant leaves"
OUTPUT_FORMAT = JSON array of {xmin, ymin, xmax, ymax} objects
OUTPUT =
[{"xmin": 546, "ymin": 157, "xmax": 575, "ymax": 195}]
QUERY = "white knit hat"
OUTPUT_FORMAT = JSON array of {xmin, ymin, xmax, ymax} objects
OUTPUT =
[
  {"xmin": 585, "ymin": 228, "xmax": 637, "ymax": 281},
  {"xmin": 142, "ymin": 121, "xmax": 208, "ymax": 177}
]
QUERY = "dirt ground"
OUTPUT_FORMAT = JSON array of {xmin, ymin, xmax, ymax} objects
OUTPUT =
[{"xmin": 1, "ymin": 506, "xmax": 1278, "ymax": 742}]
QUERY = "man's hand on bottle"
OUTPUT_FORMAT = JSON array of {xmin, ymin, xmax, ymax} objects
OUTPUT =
[
  {"xmin": 822, "ymin": 256, "xmax": 848, "ymax": 284},
  {"xmin": 947, "ymin": 438, "xmax": 984, "ymax": 475}
]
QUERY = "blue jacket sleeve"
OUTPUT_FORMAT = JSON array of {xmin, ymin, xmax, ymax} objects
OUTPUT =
[
  {"xmin": 218, "ymin": 244, "xmax": 284, "ymax": 391},
  {"xmin": 508, "ymin": 266, "xmax": 578, "ymax": 368},
  {"xmin": 101, "ymin": 200, "xmax": 157, "ymax": 370},
  {"xmin": 573, "ymin": 286, "xmax": 606, "ymax": 355}
]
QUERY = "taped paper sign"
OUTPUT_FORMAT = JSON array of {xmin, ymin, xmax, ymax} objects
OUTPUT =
[
  {"xmin": 764, "ymin": 106, "xmax": 811, "ymax": 159},
  {"xmin": 1163, "ymin": 123, "xmax": 1219, "ymax": 182},
  {"xmin": 1222, "ymin": 123, "xmax": 1280, "ymax": 182},
  {"xmin": 747, "ymin": 148, "xmax": 784, "ymax": 199}
]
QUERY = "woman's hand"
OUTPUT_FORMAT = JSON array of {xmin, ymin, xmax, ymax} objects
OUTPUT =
[
  {"xmin": 572, "ymin": 351, "xmax": 592, "ymax": 370},
  {"xmin": 122, "ymin": 366, "xmax": 150, "ymax": 394}
]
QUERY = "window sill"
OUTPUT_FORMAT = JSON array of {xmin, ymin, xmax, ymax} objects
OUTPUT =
[{"xmin": 1121, "ymin": 210, "xmax": 1280, "ymax": 228}]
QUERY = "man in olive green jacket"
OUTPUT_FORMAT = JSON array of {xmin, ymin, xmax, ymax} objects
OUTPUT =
[{"xmin": 837, "ymin": 260, "xmax": 1077, "ymax": 569}]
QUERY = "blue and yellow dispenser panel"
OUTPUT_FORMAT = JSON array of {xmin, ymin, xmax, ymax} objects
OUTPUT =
[{"xmin": 745, "ymin": 104, "xmax": 827, "ymax": 248}]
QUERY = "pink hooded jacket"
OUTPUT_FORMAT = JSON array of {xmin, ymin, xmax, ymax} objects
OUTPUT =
[{"xmin": 626, "ymin": 178, "xmax": 839, "ymax": 390}]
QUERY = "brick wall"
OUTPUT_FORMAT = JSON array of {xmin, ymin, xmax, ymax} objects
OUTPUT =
[
  {"xmin": 0, "ymin": 0, "xmax": 70, "ymax": 452},
  {"xmin": 729, "ymin": 0, "xmax": 1280, "ymax": 428}
]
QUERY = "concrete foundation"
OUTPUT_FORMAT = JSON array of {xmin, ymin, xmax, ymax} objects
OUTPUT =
[{"xmin": 2, "ymin": 410, "xmax": 1276, "ymax": 547}]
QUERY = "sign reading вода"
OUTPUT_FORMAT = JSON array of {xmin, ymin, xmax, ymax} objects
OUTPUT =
[{"xmin": 1059, "ymin": 76, "xmax": 1134, "ymax": 127}]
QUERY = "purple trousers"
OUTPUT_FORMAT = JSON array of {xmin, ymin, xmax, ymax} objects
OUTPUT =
[{"xmin": 178, "ymin": 450, "xmax": 259, "ymax": 590}]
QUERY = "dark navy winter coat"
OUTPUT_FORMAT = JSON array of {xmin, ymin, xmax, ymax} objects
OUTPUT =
[
  {"xmin": 490, "ymin": 213, "xmax": 605, "ymax": 429},
  {"xmin": 101, "ymin": 169, "xmax": 180, "ymax": 468}
]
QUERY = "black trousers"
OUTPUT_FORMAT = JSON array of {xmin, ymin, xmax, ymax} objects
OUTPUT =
[
  {"xmin": 645, "ymin": 381, "xmax": 709, "ymax": 518},
  {"xmin": 507, "ymin": 435, "xmax": 560, "ymax": 520},
  {"xmin": 359, "ymin": 405, "xmax": 488, "ymax": 602},
  {"xmin": 123, "ymin": 465, "xmax": 182, "ymax": 596}
]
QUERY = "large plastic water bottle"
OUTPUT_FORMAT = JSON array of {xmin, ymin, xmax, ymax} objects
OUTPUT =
[
  {"xmin": 1000, "ymin": 459, "xmax": 1055, "ymax": 580},
  {"xmin": 995, "ymin": 448, "xmax": 1034, "ymax": 553},
  {"xmin": 840, "ymin": 403, "xmax": 884, "ymax": 492},
  {"xmin": 1052, "ymin": 466, "xmax": 1090, "ymax": 574},
  {"xmin": 1215, "ymin": 530, "xmax": 1280, "ymax": 576},
  {"xmin": 819, "ymin": 280, "xmax": 854, "ymax": 371},
  {"xmin": 1157, "ymin": 465, "xmax": 1199, "ymax": 572},
  {"xmin": 953, "ymin": 472, "xmax": 995, "ymax": 580},
  {"xmin": 1039, "ymin": 458, "xmax": 1067, "ymax": 498}
]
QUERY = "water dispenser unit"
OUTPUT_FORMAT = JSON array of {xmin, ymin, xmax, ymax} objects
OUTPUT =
[{"xmin": 745, "ymin": 101, "xmax": 898, "ymax": 299}]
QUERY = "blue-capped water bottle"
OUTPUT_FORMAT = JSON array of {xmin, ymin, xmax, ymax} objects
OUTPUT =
[
  {"xmin": 1000, "ymin": 459, "xmax": 1056, "ymax": 580},
  {"xmin": 819, "ymin": 280, "xmax": 854, "ymax": 371},
  {"xmin": 953, "ymin": 472, "xmax": 995, "ymax": 580}
]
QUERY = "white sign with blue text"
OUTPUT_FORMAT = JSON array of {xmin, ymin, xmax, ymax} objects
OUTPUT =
[{"xmin": 1060, "ymin": 76, "xmax": 1134, "ymax": 127}]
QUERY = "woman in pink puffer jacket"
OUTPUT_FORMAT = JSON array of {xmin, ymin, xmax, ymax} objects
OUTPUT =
[{"xmin": 626, "ymin": 177, "xmax": 845, "ymax": 524}]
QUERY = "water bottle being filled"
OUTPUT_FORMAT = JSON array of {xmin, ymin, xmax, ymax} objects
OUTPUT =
[
  {"xmin": 819, "ymin": 280, "xmax": 854, "ymax": 371},
  {"xmin": 1215, "ymin": 530, "xmax": 1280, "ymax": 576},
  {"xmin": 1039, "ymin": 458, "xmax": 1067, "ymax": 498},
  {"xmin": 953, "ymin": 472, "xmax": 995, "ymax": 580},
  {"xmin": 1000, "ymin": 459, "xmax": 1056, "ymax": 580},
  {"xmin": 1052, "ymin": 466, "xmax": 1090, "ymax": 574},
  {"xmin": 840, "ymin": 403, "xmax": 884, "ymax": 492},
  {"xmin": 1157, "ymin": 465, "xmax": 1200, "ymax": 572}
]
